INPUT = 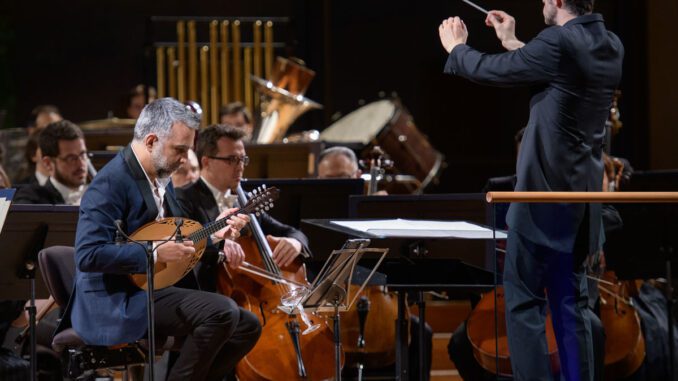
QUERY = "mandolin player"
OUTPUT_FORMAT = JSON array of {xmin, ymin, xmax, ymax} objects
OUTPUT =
[{"xmin": 57, "ymin": 98, "xmax": 260, "ymax": 381}]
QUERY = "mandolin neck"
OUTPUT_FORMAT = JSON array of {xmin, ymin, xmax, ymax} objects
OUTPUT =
[{"xmin": 187, "ymin": 202, "xmax": 253, "ymax": 242}]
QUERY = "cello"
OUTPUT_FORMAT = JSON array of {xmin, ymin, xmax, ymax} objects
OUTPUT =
[
  {"xmin": 466, "ymin": 286, "xmax": 560, "ymax": 377},
  {"xmin": 217, "ymin": 185, "xmax": 342, "ymax": 380},
  {"xmin": 466, "ymin": 277, "xmax": 646, "ymax": 378}
]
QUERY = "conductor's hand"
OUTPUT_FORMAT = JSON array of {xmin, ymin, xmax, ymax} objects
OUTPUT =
[
  {"xmin": 156, "ymin": 239, "xmax": 195, "ymax": 263},
  {"xmin": 222, "ymin": 239, "xmax": 245, "ymax": 269},
  {"xmin": 268, "ymin": 235, "xmax": 303, "ymax": 268},
  {"xmin": 214, "ymin": 207, "xmax": 250, "ymax": 241},
  {"xmin": 439, "ymin": 17, "xmax": 468, "ymax": 54},
  {"xmin": 485, "ymin": 10, "xmax": 525, "ymax": 51}
]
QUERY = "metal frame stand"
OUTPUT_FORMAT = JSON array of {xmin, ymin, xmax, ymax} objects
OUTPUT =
[{"xmin": 144, "ymin": 241, "xmax": 156, "ymax": 381}]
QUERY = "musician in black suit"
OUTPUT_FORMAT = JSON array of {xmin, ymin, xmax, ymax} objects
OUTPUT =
[
  {"xmin": 14, "ymin": 120, "xmax": 88, "ymax": 205},
  {"xmin": 439, "ymin": 0, "xmax": 623, "ymax": 379},
  {"xmin": 175, "ymin": 124, "xmax": 310, "ymax": 292}
]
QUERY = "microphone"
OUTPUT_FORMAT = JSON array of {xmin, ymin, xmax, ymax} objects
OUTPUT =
[
  {"xmin": 114, "ymin": 220, "xmax": 125, "ymax": 245},
  {"xmin": 174, "ymin": 218, "xmax": 184, "ymax": 243}
]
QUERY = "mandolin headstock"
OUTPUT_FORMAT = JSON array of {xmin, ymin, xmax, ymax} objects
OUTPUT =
[{"xmin": 244, "ymin": 185, "xmax": 279, "ymax": 216}]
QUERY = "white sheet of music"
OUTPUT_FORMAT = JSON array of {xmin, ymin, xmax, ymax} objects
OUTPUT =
[
  {"xmin": 330, "ymin": 218, "xmax": 507, "ymax": 239},
  {"xmin": 0, "ymin": 188, "xmax": 16, "ymax": 233}
]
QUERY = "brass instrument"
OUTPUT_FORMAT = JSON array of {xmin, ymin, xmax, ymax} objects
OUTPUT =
[{"xmin": 252, "ymin": 57, "xmax": 322, "ymax": 143}]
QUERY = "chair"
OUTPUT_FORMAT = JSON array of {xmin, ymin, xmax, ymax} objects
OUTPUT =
[{"xmin": 38, "ymin": 246, "xmax": 178, "ymax": 380}]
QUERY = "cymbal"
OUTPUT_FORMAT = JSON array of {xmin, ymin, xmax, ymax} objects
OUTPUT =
[{"xmin": 79, "ymin": 118, "xmax": 136, "ymax": 130}]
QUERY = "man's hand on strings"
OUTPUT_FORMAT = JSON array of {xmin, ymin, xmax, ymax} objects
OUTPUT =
[
  {"xmin": 485, "ymin": 10, "xmax": 525, "ymax": 51},
  {"xmin": 439, "ymin": 16, "xmax": 468, "ymax": 53},
  {"xmin": 222, "ymin": 239, "xmax": 245, "ymax": 269},
  {"xmin": 214, "ymin": 207, "xmax": 250, "ymax": 241},
  {"xmin": 268, "ymin": 235, "xmax": 303, "ymax": 268},
  {"xmin": 156, "ymin": 237, "xmax": 195, "ymax": 263}
]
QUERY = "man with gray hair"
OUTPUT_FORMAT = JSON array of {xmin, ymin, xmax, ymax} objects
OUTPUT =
[
  {"xmin": 59, "ymin": 98, "xmax": 261, "ymax": 380},
  {"xmin": 317, "ymin": 146, "xmax": 361, "ymax": 179}
]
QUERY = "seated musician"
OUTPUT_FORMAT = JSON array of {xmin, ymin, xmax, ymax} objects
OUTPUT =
[
  {"xmin": 171, "ymin": 148, "xmax": 200, "ymax": 188},
  {"xmin": 317, "ymin": 145, "xmax": 433, "ymax": 380},
  {"xmin": 58, "ymin": 98, "xmax": 261, "ymax": 381},
  {"xmin": 219, "ymin": 102, "xmax": 254, "ymax": 141},
  {"xmin": 317, "ymin": 146, "xmax": 389, "ymax": 196},
  {"xmin": 10, "ymin": 120, "xmax": 89, "ymax": 378},
  {"xmin": 175, "ymin": 124, "xmax": 310, "ymax": 292},
  {"xmin": 15, "ymin": 105, "xmax": 64, "ymax": 186},
  {"xmin": 14, "ymin": 120, "xmax": 88, "ymax": 205}
]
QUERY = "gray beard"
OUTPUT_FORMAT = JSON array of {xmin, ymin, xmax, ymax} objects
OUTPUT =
[{"xmin": 151, "ymin": 145, "xmax": 178, "ymax": 179}]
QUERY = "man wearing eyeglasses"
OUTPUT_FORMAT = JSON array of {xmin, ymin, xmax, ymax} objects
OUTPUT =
[
  {"xmin": 175, "ymin": 124, "xmax": 310, "ymax": 292},
  {"xmin": 14, "ymin": 120, "xmax": 88, "ymax": 205},
  {"xmin": 10, "ymin": 120, "xmax": 89, "ymax": 379}
]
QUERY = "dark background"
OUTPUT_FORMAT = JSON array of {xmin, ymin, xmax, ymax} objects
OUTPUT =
[{"xmin": 0, "ymin": 0, "xmax": 675, "ymax": 192}]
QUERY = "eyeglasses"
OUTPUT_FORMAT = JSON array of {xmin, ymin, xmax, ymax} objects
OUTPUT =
[
  {"xmin": 56, "ymin": 151, "xmax": 89, "ymax": 165},
  {"xmin": 207, "ymin": 155, "xmax": 250, "ymax": 166}
]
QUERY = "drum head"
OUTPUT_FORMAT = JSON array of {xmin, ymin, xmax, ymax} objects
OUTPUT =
[{"xmin": 320, "ymin": 100, "xmax": 396, "ymax": 145}]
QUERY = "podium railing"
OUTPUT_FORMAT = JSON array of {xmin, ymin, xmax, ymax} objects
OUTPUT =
[{"xmin": 486, "ymin": 191, "xmax": 678, "ymax": 203}]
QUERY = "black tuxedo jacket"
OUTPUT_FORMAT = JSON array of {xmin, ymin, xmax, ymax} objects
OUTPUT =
[
  {"xmin": 446, "ymin": 14, "xmax": 623, "ymax": 255},
  {"xmin": 175, "ymin": 178, "xmax": 310, "ymax": 291},
  {"xmin": 13, "ymin": 179, "xmax": 66, "ymax": 204}
]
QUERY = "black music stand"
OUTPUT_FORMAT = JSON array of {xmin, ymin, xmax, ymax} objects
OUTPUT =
[
  {"xmin": 302, "ymin": 218, "xmax": 500, "ymax": 381},
  {"xmin": 295, "ymin": 238, "xmax": 388, "ymax": 381},
  {"xmin": 0, "ymin": 202, "xmax": 79, "ymax": 381},
  {"xmin": 241, "ymin": 178, "xmax": 364, "ymax": 228}
]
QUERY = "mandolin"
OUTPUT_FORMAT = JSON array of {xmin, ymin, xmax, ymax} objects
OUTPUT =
[{"xmin": 129, "ymin": 185, "xmax": 278, "ymax": 290}]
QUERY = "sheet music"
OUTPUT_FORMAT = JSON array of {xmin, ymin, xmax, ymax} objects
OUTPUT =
[
  {"xmin": 330, "ymin": 218, "xmax": 507, "ymax": 239},
  {"xmin": 0, "ymin": 188, "xmax": 16, "ymax": 233}
]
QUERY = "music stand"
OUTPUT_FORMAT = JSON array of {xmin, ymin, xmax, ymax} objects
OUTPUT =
[
  {"xmin": 0, "ymin": 202, "xmax": 79, "ymax": 381},
  {"xmin": 289, "ymin": 239, "xmax": 388, "ymax": 381}
]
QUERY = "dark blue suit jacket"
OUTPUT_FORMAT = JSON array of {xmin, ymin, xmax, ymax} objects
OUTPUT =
[
  {"xmin": 63, "ymin": 145, "xmax": 184, "ymax": 345},
  {"xmin": 445, "ymin": 14, "xmax": 623, "ymax": 254}
]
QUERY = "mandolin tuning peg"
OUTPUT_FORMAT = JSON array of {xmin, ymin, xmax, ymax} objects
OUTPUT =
[{"xmin": 264, "ymin": 206, "xmax": 269, "ymax": 211}]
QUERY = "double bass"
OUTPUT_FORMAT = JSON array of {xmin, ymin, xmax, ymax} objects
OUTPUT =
[{"xmin": 217, "ymin": 185, "xmax": 342, "ymax": 380}]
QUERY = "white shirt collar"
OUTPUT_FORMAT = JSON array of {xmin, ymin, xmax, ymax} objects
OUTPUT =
[
  {"xmin": 35, "ymin": 170, "xmax": 49, "ymax": 186},
  {"xmin": 49, "ymin": 177, "xmax": 87, "ymax": 206},
  {"xmin": 201, "ymin": 176, "xmax": 237, "ymax": 212}
]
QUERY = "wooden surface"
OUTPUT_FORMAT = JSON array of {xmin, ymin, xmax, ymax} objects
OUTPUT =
[{"xmin": 486, "ymin": 191, "xmax": 678, "ymax": 203}]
